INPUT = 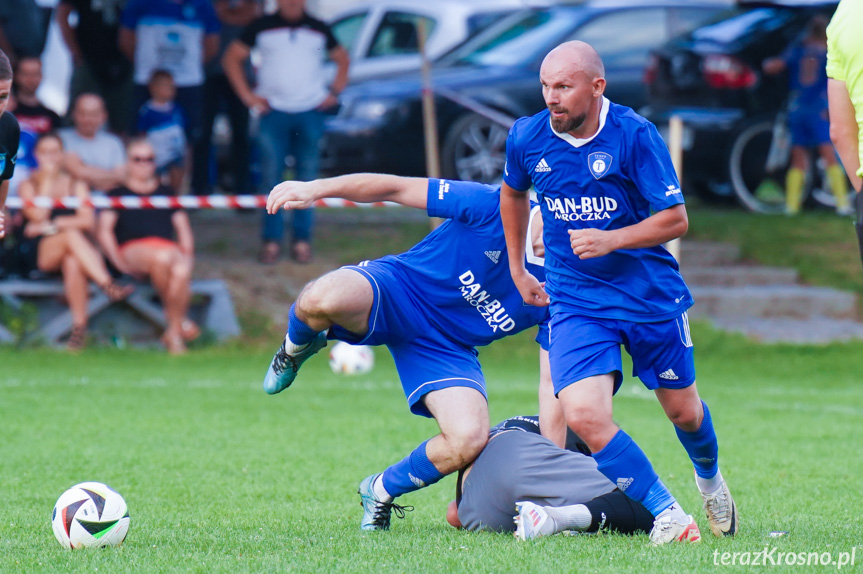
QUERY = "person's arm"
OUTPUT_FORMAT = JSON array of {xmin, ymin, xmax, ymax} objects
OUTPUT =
[
  {"xmin": 267, "ymin": 173, "xmax": 428, "ymax": 213},
  {"xmin": 501, "ymin": 181, "xmax": 549, "ymax": 306},
  {"xmin": 318, "ymin": 45, "xmax": 350, "ymax": 110},
  {"xmin": 53, "ymin": 179, "xmax": 95, "ymax": 232},
  {"xmin": 762, "ymin": 57, "xmax": 786, "ymax": 75},
  {"xmin": 55, "ymin": 3, "xmax": 83, "ymax": 65},
  {"xmin": 118, "ymin": 27, "xmax": 136, "ymax": 62},
  {"xmin": 828, "ymin": 78, "xmax": 862, "ymax": 192},
  {"xmin": 537, "ymin": 347, "xmax": 565, "ymax": 448},
  {"xmin": 18, "ymin": 179, "xmax": 54, "ymax": 238},
  {"xmin": 0, "ymin": 179, "xmax": 8, "ymax": 238},
  {"xmin": 568, "ymin": 204, "xmax": 688, "ymax": 260},
  {"xmin": 172, "ymin": 210, "xmax": 194, "ymax": 258},
  {"xmin": 63, "ymin": 152, "xmax": 126, "ymax": 191},
  {"xmin": 203, "ymin": 32, "xmax": 220, "ymax": 64},
  {"xmin": 96, "ymin": 209, "xmax": 132, "ymax": 275},
  {"xmin": 222, "ymin": 40, "xmax": 268, "ymax": 113}
]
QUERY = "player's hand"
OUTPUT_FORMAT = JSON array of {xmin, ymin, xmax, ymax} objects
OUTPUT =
[
  {"xmin": 568, "ymin": 228, "xmax": 618, "ymax": 259},
  {"xmin": 267, "ymin": 181, "xmax": 316, "ymax": 213},
  {"xmin": 513, "ymin": 270, "xmax": 549, "ymax": 307}
]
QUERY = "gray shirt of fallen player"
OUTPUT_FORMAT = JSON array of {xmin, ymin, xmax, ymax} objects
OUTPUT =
[{"xmin": 446, "ymin": 416, "xmax": 655, "ymax": 534}]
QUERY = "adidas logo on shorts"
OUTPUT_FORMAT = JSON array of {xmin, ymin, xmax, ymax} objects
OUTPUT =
[{"xmin": 659, "ymin": 369, "xmax": 679, "ymax": 380}]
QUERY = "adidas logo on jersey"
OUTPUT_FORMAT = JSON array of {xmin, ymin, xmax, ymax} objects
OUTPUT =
[
  {"xmin": 535, "ymin": 158, "xmax": 551, "ymax": 172},
  {"xmin": 617, "ymin": 477, "xmax": 634, "ymax": 492},
  {"xmin": 659, "ymin": 369, "xmax": 679, "ymax": 380},
  {"xmin": 485, "ymin": 250, "xmax": 501, "ymax": 264}
]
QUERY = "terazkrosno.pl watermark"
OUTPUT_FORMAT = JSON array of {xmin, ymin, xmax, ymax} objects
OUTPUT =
[{"xmin": 713, "ymin": 547, "xmax": 857, "ymax": 569}]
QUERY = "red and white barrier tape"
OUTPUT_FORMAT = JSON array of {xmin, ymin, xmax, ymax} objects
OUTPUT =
[{"xmin": 4, "ymin": 195, "xmax": 395, "ymax": 210}]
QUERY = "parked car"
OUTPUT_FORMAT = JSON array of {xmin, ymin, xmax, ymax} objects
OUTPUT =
[
  {"xmin": 322, "ymin": 0, "xmax": 731, "ymax": 182},
  {"xmin": 328, "ymin": 0, "xmax": 552, "ymax": 82},
  {"xmin": 643, "ymin": 0, "xmax": 841, "ymax": 210}
]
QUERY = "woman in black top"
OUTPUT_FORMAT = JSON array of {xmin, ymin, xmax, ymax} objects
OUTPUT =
[
  {"xmin": 98, "ymin": 138, "xmax": 196, "ymax": 354},
  {"xmin": 19, "ymin": 133, "xmax": 133, "ymax": 349}
]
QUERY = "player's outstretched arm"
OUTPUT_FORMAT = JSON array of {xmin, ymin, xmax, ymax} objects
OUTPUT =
[
  {"xmin": 267, "ymin": 174, "xmax": 428, "ymax": 213},
  {"xmin": 501, "ymin": 182, "xmax": 549, "ymax": 306},
  {"xmin": 568, "ymin": 204, "xmax": 688, "ymax": 259},
  {"xmin": 0, "ymin": 180, "xmax": 8, "ymax": 238}
]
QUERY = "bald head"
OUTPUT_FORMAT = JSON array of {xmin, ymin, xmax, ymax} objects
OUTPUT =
[
  {"xmin": 542, "ymin": 41, "xmax": 605, "ymax": 82},
  {"xmin": 540, "ymin": 41, "xmax": 606, "ymax": 136}
]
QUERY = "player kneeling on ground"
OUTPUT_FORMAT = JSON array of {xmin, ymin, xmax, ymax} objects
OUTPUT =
[
  {"xmin": 447, "ymin": 415, "xmax": 654, "ymax": 538},
  {"xmin": 264, "ymin": 173, "xmax": 554, "ymax": 531}
]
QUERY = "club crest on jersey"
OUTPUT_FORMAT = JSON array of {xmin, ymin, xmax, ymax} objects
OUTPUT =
[
  {"xmin": 0, "ymin": 153, "xmax": 5, "ymax": 173},
  {"xmin": 587, "ymin": 152, "xmax": 613, "ymax": 179}
]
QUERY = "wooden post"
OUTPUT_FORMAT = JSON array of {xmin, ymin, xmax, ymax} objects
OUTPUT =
[
  {"xmin": 417, "ymin": 18, "xmax": 443, "ymax": 229},
  {"xmin": 666, "ymin": 115, "xmax": 683, "ymax": 262}
]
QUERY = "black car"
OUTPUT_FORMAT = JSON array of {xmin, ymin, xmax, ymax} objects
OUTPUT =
[
  {"xmin": 322, "ymin": 0, "xmax": 731, "ymax": 183},
  {"xmin": 643, "ymin": 0, "xmax": 841, "ymax": 211}
]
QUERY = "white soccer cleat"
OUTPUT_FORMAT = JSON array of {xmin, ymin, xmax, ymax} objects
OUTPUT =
[
  {"xmin": 514, "ymin": 501, "xmax": 556, "ymax": 541},
  {"xmin": 648, "ymin": 514, "xmax": 702, "ymax": 545},
  {"xmin": 699, "ymin": 475, "xmax": 738, "ymax": 537}
]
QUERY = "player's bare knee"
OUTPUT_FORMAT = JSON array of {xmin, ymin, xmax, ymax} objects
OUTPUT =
[
  {"xmin": 447, "ymin": 430, "xmax": 487, "ymax": 467},
  {"xmin": 666, "ymin": 404, "xmax": 702, "ymax": 431}
]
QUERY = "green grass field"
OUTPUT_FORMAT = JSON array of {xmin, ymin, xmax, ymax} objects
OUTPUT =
[{"xmin": 3, "ymin": 323, "xmax": 862, "ymax": 573}]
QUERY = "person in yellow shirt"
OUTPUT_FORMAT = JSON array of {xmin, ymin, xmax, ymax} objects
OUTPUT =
[{"xmin": 827, "ymin": 0, "xmax": 863, "ymax": 263}]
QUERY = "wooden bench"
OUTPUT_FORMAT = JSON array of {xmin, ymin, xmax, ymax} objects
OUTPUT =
[{"xmin": 0, "ymin": 278, "xmax": 241, "ymax": 346}]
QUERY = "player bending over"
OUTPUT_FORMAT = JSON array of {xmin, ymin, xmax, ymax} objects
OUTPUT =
[
  {"xmin": 264, "ymin": 173, "xmax": 555, "ymax": 531},
  {"xmin": 447, "ymin": 415, "xmax": 654, "ymax": 538},
  {"xmin": 500, "ymin": 41, "xmax": 737, "ymax": 545}
]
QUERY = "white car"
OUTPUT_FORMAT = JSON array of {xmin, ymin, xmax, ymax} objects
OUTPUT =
[{"xmin": 329, "ymin": 0, "xmax": 551, "ymax": 82}]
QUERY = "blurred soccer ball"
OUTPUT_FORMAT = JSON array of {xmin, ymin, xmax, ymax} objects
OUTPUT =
[
  {"xmin": 328, "ymin": 342, "xmax": 375, "ymax": 375},
  {"xmin": 52, "ymin": 482, "xmax": 130, "ymax": 549}
]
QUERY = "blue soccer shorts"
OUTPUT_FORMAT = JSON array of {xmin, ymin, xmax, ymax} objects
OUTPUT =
[
  {"xmin": 788, "ymin": 108, "xmax": 831, "ymax": 147},
  {"xmin": 327, "ymin": 261, "xmax": 487, "ymax": 418},
  {"xmin": 548, "ymin": 310, "xmax": 696, "ymax": 396}
]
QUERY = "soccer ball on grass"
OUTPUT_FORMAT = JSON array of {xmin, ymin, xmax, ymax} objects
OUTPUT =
[
  {"xmin": 52, "ymin": 482, "xmax": 130, "ymax": 549},
  {"xmin": 328, "ymin": 341, "xmax": 375, "ymax": 375}
]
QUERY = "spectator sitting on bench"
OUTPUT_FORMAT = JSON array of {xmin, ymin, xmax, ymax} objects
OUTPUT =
[
  {"xmin": 97, "ymin": 138, "xmax": 198, "ymax": 355},
  {"xmin": 18, "ymin": 132, "xmax": 134, "ymax": 350}
]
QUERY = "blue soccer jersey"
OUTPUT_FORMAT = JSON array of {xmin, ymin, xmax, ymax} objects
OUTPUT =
[
  {"xmin": 375, "ymin": 179, "xmax": 549, "ymax": 349},
  {"xmin": 503, "ymin": 98, "xmax": 692, "ymax": 322}
]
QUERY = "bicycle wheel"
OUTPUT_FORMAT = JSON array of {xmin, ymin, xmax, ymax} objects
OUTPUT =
[{"xmin": 728, "ymin": 120, "xmax": 808, "ymax": 214}]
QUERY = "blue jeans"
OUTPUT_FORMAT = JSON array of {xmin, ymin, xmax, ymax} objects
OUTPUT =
[{"xmin": 259, "ymin": 109, "xmax": 325, "ymax": 243}]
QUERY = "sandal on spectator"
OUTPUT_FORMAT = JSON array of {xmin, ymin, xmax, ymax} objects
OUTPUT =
[
  {"xmin": 291, "ymin": 240, "xmax": 312, "ymax": 264},
  {"xmin": 67, "ymin": 324, "xmax": 87, "ymax": 352},
  {"xmin": 258, "ymin": 242, "xmax": 280, "ymax": 265},
  {"xmin": 101, "ymin": 281, "xmax": 135, "ymax": 302}
]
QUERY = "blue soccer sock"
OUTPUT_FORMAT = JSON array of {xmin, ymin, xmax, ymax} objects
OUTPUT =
[
  {"xmin": 593, "ymin": 429, "xmax": 677, "ymax": 517},
  {"xmin": 674, "ymin": 400, "xmax": 719, "ymax": 480},
  {"xmin": 286, "ymin": 303, "xmax": 319, "ymax": 347},
  {"xmin": 381, "ymin": 440, "xmax": 445, "ymax": 499}
]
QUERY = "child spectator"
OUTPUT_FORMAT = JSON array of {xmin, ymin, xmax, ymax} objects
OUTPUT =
[
  {"xmin": 137, "ymin": 70, "xmax": 188, "ymax": 192},
  {"xmin": 763, "ymin": 15, "xmax": 850, "ymax": 215}
]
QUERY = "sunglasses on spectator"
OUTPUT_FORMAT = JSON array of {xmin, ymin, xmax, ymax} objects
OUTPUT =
[{"xmin": 131, "ymin": 156, "xmax": 156, "ymax": 163}]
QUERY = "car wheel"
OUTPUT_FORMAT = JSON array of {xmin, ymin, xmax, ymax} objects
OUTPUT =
[
  {"xmin": 728, "ymin": 120, "xmax": 801, "ymax": 214},
  {"xmin": 441, "ymin": 113, "xmax": 509, "ymax": 184}
]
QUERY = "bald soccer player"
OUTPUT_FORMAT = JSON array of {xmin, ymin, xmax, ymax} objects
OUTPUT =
[{"xmin": 500, "ymin": 41, "xmax": 736, "ymax": 545}]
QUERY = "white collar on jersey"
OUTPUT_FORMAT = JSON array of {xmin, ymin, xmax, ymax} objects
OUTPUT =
[
  {"xmin": 525, "ymin": 203, "xmax": 545, "ymax": 267},
  {"xmin": 549, "ymin": 96, "xmax": 610, "ymax": 148}
]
